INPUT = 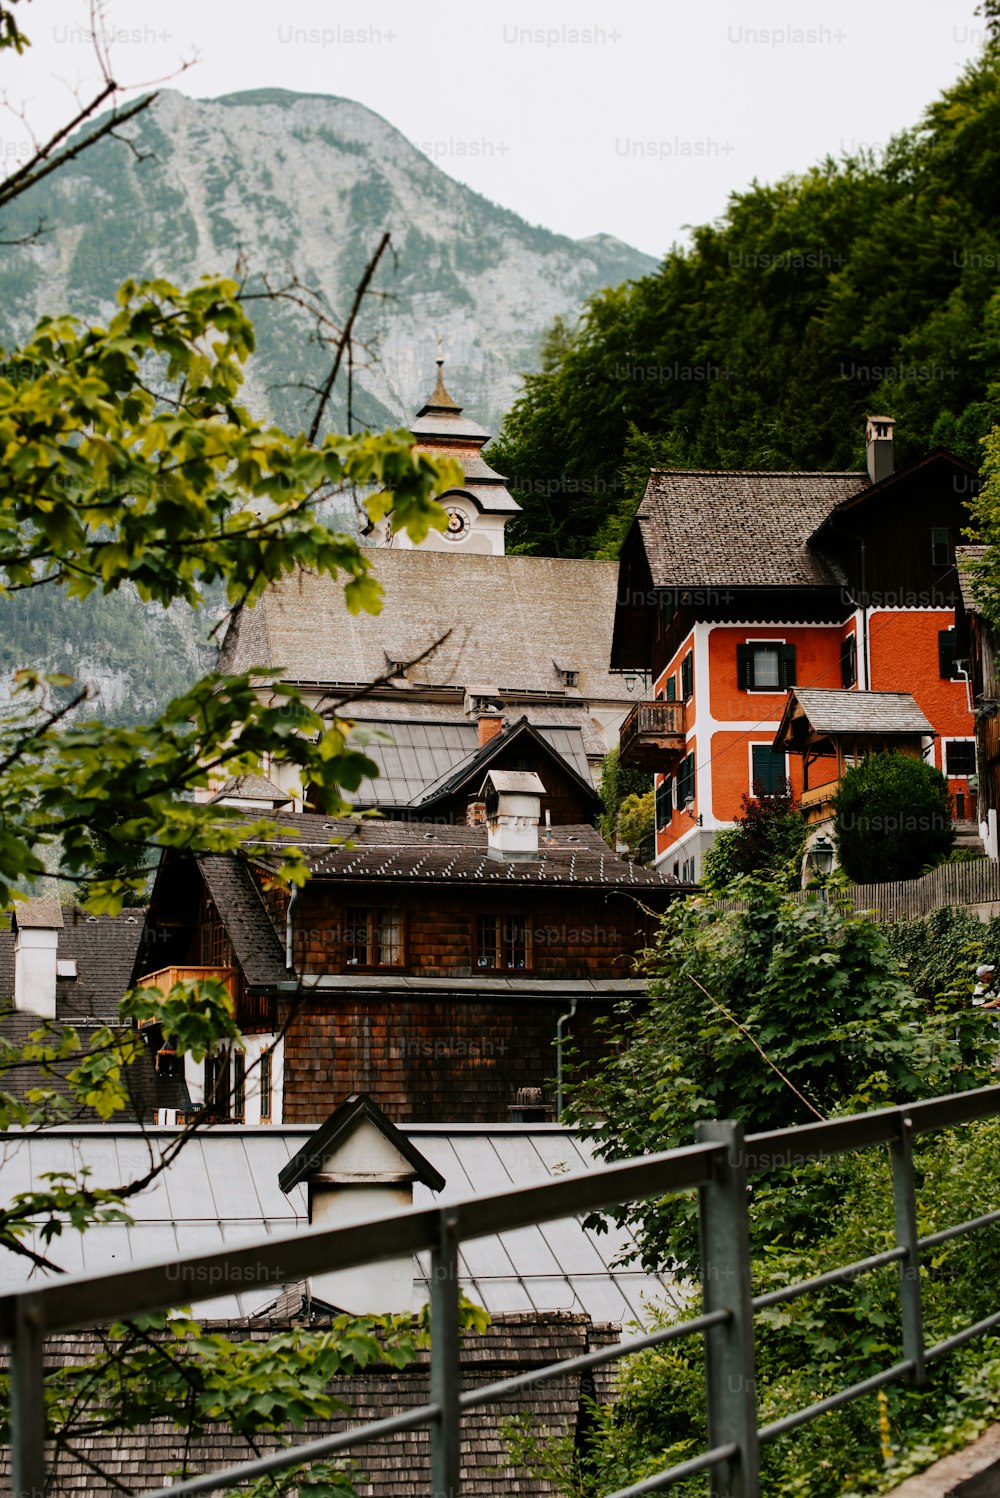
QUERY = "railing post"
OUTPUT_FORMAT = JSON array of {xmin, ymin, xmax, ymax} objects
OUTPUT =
[
  {"xmin": 890, "ymin": 1114, "xmax": 926, "ymax": 1387},
  {"xmin": 11, "ymin": 1294, "xmax": 46, "ymax": 1498},
  {"xmin": 429, "ymin": 1210, "xmax": 461, "ymax": 1498},
  {"xmin": 696, "ymin": 1119, "xmax": 760, "ymax": 1498}
]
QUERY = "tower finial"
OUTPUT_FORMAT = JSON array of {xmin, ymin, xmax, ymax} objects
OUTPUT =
[{"xmin": 425, "ymin": 338, "xmax": 460, "ymax": 412}]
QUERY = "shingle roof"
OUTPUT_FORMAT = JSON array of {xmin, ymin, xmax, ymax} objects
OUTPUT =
[
  {"xmin": 956, "ymin": 545, "xmax": 988, "ymax": 614},
  {"xmin": 634, "ymin": 469, "xmax": 868, "ymax": 589},
  {"xmin": 196, "ymin": 856, "xmax": 288, "ymax": 988},
  {"xmin": 12, "ymin": 897, "xmax": 63, "ymax": 929},
  {"xmin": 218, "ymin": 551, "xmax": 633, "ymax": 702},
  {"xmin": 210, "ymin": 773, "xmax": 291, "ymax": 805},
  {"xmin": 0, "ymin": 1313, "xmax": 616, "ymax": 1498},
  {"xmin": 245, "ymin": 814, "xmax": 682, "ymax": 888},
  {"xmin": 782, "ymin": 688, "xmax": 935, "ymax": 737}
]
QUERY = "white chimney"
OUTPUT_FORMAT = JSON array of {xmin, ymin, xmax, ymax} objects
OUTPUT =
[
  {"xmin": 278, "ymin": 1095, "xmax": 445, "ymax": 1315},
  {"xmin": 481, "ymin": 769, "xmax": 545, "ymax": 862},
  {"xmin": 865, "ymin": 415, "xmax": 895, "ymax": 484},
  {"xmin": 13, "ymin": 898, "xmax": 64, "ymax": 1019}
]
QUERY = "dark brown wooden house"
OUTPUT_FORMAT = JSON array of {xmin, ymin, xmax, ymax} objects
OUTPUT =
[{"xmin": 138, "ymin": 793, "xmax": 689, "ymax": 1127}]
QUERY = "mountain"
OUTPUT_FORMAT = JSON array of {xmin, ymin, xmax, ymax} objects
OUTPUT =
[
  {"xmin": 0, "ymin": 89, "xmax": 655, "ymax": 721},
  {"xmin": 0, "ymin": 88, "xmax": 655, "ymax": 435}
]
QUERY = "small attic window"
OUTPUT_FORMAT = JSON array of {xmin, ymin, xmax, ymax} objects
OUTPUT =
[
  {"xmin": 56, "ymin": 958, "xmax": 78, "ymax": 979},
  {"xmin": 553, "ymin": 660, "xmax": 579, "ymax": 688}
]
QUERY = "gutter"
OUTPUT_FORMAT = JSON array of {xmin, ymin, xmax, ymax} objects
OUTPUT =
[
  {"xmin": 555, "ymin": 997, "xmax": 578, "ymax": 1119},
  {"xmin": 285, "ymin": 885, "xmax": 299, "ymax": 971}
]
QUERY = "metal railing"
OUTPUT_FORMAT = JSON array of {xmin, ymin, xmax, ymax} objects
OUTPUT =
[{"xmin": 5, "ymin": 1083, "xmax": 1000, "ymax": 1498}]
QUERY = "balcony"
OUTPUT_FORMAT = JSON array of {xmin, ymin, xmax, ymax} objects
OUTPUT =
[
  {"xmin": 800, "ymin": 781, "xmax": 838, "ymax": 824},
  {"xmin": 136, "ymin": 966, "xmax": 236, "ymax": 1000},
  {"xmin": 619, "ymin": 699, "xmax": 685, "ymax": 769}
]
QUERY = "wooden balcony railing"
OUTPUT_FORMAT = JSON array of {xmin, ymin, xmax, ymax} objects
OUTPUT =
[
  {"xmin": 136, "ymin": 966, "xmax": 236, "ymax": 999},
  {"xmin": 619, "ymin": 698, "xmax": 686, "ymax": 769}
]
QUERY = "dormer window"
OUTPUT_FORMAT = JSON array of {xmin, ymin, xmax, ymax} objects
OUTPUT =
[{"xmin": 553, "ymin": 660, "xmax": 579, "ymax": 688}]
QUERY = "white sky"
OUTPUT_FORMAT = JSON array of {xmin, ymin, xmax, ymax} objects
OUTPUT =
[{"xmin": 1, "ymin": 0, "xmax": 987, "ymax": 259}]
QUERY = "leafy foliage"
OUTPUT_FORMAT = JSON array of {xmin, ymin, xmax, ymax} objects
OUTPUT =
[
  {"xmin": 492, "ymin": 43, "xmax": 1000, "ymax": 558},
  {"xmin": 564, "ymin": 883, "xmax": 989, "ymax": 1269},
  {"xmin": 596, "ymin": 746, "xmax": 650, "ymax": 848},
  {"xmin": 833, "ymin": 752, "xmax": 954, "ymax": 882},
  {"xmin": 553, "ymin": 886, "xmax": 1000, "ymax": 1496},
  {"xmin": 701, "ymin": 787, "xmax": 807, "ymax": 893}
]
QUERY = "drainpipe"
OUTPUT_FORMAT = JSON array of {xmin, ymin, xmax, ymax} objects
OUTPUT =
[
  {"xmin": 827, "ymin": 518, "xmax": 869, "ymax": 690},
  {"xmin": 285, "ymin": 886, "xmax": 299, "ymax": 971},
  {"xmin": 555, "ymin": 997, "xmax": 578, "ymax": 1119}
]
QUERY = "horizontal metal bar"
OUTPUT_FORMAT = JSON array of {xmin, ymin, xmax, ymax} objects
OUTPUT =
[
  {"xmin": 141, "ymin": 1400, "xmax": 442, "ymax": 1498},
  {"xmin": 744, "ymin": 1082, "xmax": 1000, "ymax": 1174},
  {"xmin": 0, "ymin": 1140, "xmax": 722, "ymax": 1339},
  {"xmin": 459, "ymin": 1309, "xmax": 731, "ymax": 1412},
  {"xmin": 920, "ymin": 1207, "xmax": 1000, "ymax": 1251},
  {"xmin": 752, "ymin": 1247, "xmax": 905, "ymax": 1309},
  {"xmin": 603, "ymin": 1441, "xmax": 740, "ymax": 1497},
  {"xmin": 758, "ymin": 1359, "xmax": 914, "ymax": 1443},
  {"xmin": 926, "ymin": 1306, "xmax": 1000, "ymax": 1362}
]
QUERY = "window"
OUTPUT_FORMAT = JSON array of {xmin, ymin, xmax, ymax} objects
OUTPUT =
[
  {"xmin": 200, "ymin": 901, "xmax": 232, "ymax": 968},
  {"xmin": 232, "ymin": 1053, "xmax": 245, "ymax": 1123},
  {"xmin": 477, "ymin": 913, "xmax": 531, "ymax": 970},
  {"xmin": 931, "ymin": 527, "xmax": 951, "ymax": 568},
  {"xmin": 345, "ymin": 907, "xmax": 403, "ymax": 966},
  {"xmin": 938, "ymin": 629, "xmax": 962, "ymax": 680},
  {"xmin": 945, "ymin": 740, "xmax": 976, "ymax": 777},
  {"xmin": 205, "ymin": 1052, "xmax": 230, "ymax": 1119},
  {"xmin": 665, "ymin": 674, "xmax": 676, "ymax": 702},
  {"xmin": 737, "ymin": 643, "xmax": 796, "ymax": 691},
  {"xmin": 259, "ymin": 1048, "xmax": 272, "ymax": 1123},
  {"xmin": 655, "ymin": 777, "xmax": 672, "ymax": 831},
  {"xmin": 676, "ymin": 752, "xmax": 696, "ymax": 808},
  {"xmin": 841, "ymin": 635, "xmax": 857, "ymax": 689},
  {"xmin": 681, "ymin": 653, "xmax": 693, "ymax": 701},
  {"xmin": 751, "ymin": 745, "xmax": 789, "ymax": 796}
]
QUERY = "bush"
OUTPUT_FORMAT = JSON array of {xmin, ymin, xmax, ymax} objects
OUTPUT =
[
  {"xmin": 834, "ymin": 753, "xmax": 953, "ymax": 882},
  {"xmin": 597, "ymin": 747, "xmax": 650, "ymax": 847},
  {"xmin": 701, "ymin": 786, "xmax": 806, "ymax": 893}
]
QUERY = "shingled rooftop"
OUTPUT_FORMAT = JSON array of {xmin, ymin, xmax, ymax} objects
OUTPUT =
[{"xmin": 634, "ymin": 469, "xmax": 868, "ymax": 590}]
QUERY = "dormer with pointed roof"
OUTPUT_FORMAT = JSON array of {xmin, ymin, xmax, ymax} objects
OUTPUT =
[{"xmin": 373, "ymin": 349, "xmax": 520, "ymax": 555}]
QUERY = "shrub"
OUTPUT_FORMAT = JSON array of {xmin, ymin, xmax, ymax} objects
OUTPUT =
[{"xmin": 834, "ymin": 753, "xmax": 953, "ymax": 882}]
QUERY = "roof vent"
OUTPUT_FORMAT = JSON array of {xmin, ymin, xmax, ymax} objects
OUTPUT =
[{"xmin": 480, "ymin": 769, "xmax": 545, "ymax": 861}]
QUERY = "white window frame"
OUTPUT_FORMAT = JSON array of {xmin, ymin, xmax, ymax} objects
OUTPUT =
[
  {"xmin": 942, "ymin": 737, "xmax": 976, "ymax": 779},
  {"xmin": 747, "ymin": 741, "xmax": 790, "ymax": 796},
  {"xmin": 742, "ymin": 636, "xmax": 788, "ymax": 694}
]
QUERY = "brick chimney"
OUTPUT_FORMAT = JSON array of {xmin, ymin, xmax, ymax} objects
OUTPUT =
[
  {"xmin": 866, "ymin": 415, "xmax": 895, "ymax": 484},
  {"xmin": 13, "ymin": 897, "xmax": 63, "ymax": 1018},
  {"xmin": 481, "ymin": 769, "xmax": 545, "ymax": 862},
  {"xmin": 464, "ymin": 684, "xmax": 504, "ymax": 747}
]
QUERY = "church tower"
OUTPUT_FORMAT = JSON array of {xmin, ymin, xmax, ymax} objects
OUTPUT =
[{"xmin": 375, "ymin": 352, "xmax": 520, "ymax": 555}]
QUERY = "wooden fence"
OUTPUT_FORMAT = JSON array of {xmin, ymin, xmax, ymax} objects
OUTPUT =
[{"xmin": 715, "ymin": 858, "xmax": 1000, "ymax": 923}]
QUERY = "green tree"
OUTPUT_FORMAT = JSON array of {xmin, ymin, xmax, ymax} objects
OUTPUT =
[
  {"xmin": 0, "ymin": 11, "xmax": 466, "ymax": 1489},
  {"xmin": 833, "ymin": 753, "xmax": 954, "ymax": 881},
  {"xmin": 492, "ymin": 39, "xmax": 1000, "ymax": 560},
  {"xmin": 552, "ymin": 885, "xmax": 999, "ymax": 1498},
  {"xmin": 596, "ymin": 746, "xmax": 650, "ymax": 849}
]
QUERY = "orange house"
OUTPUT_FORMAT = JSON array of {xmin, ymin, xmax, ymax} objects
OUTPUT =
[{"xmin": 612, "ymin": 418, "xmax": 979, "ymax": 881}]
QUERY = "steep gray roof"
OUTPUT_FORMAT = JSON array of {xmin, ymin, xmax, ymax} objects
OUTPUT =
[
  {"xmin": 635, "ymin": 469, "xmax": 868, "ymax": 589},
  {"xmin": 196, "ymin": 856, "xmax": 288, "ymax": 988},
  {"xmin": 0, "ymin": 907, "xmax": 146, "ymax": 1023},
  {"xmin": 785, "ymin": 688, "xmax": 934, "ymax": 737},
  {"xmin": 210, "ymin": 773, "xmax": 291, "ymax": 805},
  {"xmin": 218, "ymin": 552, "xmax": 633, "ymax": 702}
]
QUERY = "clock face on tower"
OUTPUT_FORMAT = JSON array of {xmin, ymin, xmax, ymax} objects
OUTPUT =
[{"xmin": 443, "ymin": 504, "xmax": 472, "ymax": 542}]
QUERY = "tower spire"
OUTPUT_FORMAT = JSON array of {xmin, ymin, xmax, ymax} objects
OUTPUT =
[{"xmin": 425, "ymin": 336, "xmax": 461, "ymax": 412}]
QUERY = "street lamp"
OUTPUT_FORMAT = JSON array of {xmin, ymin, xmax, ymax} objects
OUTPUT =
[
  {"xmin": 811, "ymin": 836, "xmax": 835, "ymax": 877},
  {"xmin": 624, "ymin": 669, "xmax": 649, "ymax": 693}
]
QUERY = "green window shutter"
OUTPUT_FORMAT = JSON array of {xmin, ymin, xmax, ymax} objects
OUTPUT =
[
  {"xmin": 655, "ymin": 778, "xmax": 671, "ymax": 831},
  {"xmin": 666, "ymin": 676, "xmax": 677, "ymax": 701},
  {"xmin": 752, "ymin": 745, "xmax": 787, "ymax": 795},
  {"xmin": 681, "ymin": 653, "xmax": 693, "ymax": 700},
  {"xmin": 736, "ymin": 644, "xmax": 752, "ymax": 690},
  {"xmin": 780, "ymin": 644, "xmax": 797, "ymax": 688},
  {"xmin": 841, "ymin": 636, "xmax": 857, "ymax": 689},
  {"xmin": 938, "ymin": 629, "xmax": 956, "ymax": 680}
]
